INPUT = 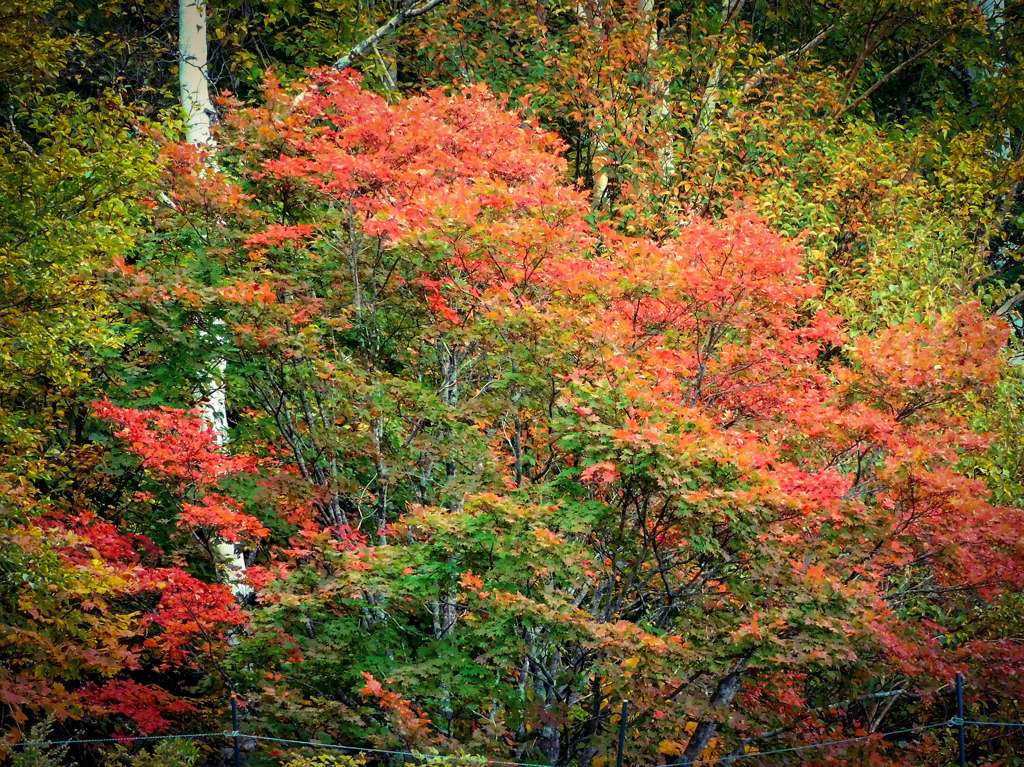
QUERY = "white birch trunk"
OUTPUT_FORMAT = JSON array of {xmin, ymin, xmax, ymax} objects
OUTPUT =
[
  {"xmin": 198, "ymin": 331, "xmax": 249, "ymax": 599},
  {"xmin": 577, "ymin": 1, "xmax": 610, "ymax": 208},
  {"xmin": 196, "ymin": 346, "xmax": 228, "ymax": 442},
  {"xmin": 179, "ymin": 0, "xmax": 213, "ymax": 146},
  {"xmin": 179, "ymin": 0, "xmax": 250, "ymax": 600},
  {"xmin": 640, "ymin": 0, "xmax": 674, "ymax": 180},
  {"xmin": 695, "ymin": 0, "xmax": 746, "ymax": 140}
]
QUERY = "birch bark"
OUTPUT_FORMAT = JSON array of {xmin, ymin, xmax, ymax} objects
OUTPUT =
[
  {"xmin": 179, "ymin": 0, "xmax": 213, "ymax": 147},
  {"xmin": 179, "ymin": 0, "xmax": 250, "ymax": 600}
]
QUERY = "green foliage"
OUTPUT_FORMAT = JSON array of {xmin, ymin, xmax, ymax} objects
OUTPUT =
[
  {"xmin": 0, "ymin": 87, "xmax": 158, "ymax": 481},
  {"xmin": 9, "ymin": 717, "xmax": 70, "ymax": 767},
  {"xmin": 278, "ymin": 752, "xmax": 366, "ymax": 767},
  {"xmin": 98, "ymin": 739, "xmax": 200, "ymax": 767}
]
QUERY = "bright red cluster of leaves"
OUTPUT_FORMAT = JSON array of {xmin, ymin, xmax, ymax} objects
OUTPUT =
[
  {"xmin": 92, "ymin": 400, "xmax": 269, "ymax": 542},
  {"xmin": 1, "ymin": 492, "xmax": 244, "ymax": 740},
  {"xmin": 78, "ymin": 680, "xmax": 197, "ymax": 735}
]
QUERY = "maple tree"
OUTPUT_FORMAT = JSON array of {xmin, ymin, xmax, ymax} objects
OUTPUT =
[
  {"xmin": 405, "ymin": 0, "xmax": 1024, "ymax": 329},
  {"xmin": 79, "ymin": 68, "xmax": 1022, "ymax": 766}
]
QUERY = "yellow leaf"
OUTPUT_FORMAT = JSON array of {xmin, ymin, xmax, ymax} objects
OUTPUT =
[{"xmin": 659, "ymin": 740, "xmax": 684, "ymax": 756}]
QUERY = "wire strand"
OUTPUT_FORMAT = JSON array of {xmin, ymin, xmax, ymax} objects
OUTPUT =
[
  {"xmin": 248, "ymin": 735, "xmax": 555, "ymax": 767},
  {"xmin": 964, "ymin": 720, "xmax": 1024, "ymax": 728},
  {"xmin": 662, "ymin": 721, "xmax": 951, "ymax": 766},
  {"xmin": 9, "ymin": 732, "xmax": 232, "ymax": 748},
  {"xmin": 10, "ymin": 717, "xmax": 1024, "ymax": 763}
]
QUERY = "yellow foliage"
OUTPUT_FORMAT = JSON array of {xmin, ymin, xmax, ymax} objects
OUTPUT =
[
  {"xmin": 280, "ymin": 753, "xmax": 367, "ymax": 767},
  {"xmin": 658, "ymin": 740, "xmax": 684, "ymax": 756}
]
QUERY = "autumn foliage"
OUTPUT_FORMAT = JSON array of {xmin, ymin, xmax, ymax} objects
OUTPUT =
[{"xmin": 2, "ymin": 65, "xmax": 1023, "ymax": 767}]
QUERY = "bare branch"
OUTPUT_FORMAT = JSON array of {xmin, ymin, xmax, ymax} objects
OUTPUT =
[
  {"xmin": 996, "ymin": 285, "xmax": 1024, "ymax": 317},
  {"xmin": 333, "ymin": 0, "xmax": 451, "ymax": 72},
  {"xmin": 740, "ymin": 18, "xmax": 847, "ymax": 94},
  {"xmin": 836, "ymin": 32, "xmax": 952, "ymax": 117}
]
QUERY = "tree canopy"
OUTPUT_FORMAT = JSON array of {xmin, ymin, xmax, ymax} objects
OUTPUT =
[{"xmin": 3, "ymin": 2, "xmax": 1024, "ymax": 766}]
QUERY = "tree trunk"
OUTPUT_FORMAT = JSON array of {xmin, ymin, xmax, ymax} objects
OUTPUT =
[
  {"xmin": 179, "ymin": 0, "xmax": 213, "ymax": 146},
  {"xmin": 179, "ymin": 0, "xmax": 249, "ymax": 600},
  {"xmin": 694, "ymin": 0, "xmax": 746, "ymax": 140},
  {"xmin": 576, "ymin": 0, "xmax": 610, "ymax": 209},
  {"xmin": 678, "ymin": 663, "xmax": 746, "ymax": 765},
  {"xmin": 639, "ymin": 0, "xmax": 673, "ymax": 181}
]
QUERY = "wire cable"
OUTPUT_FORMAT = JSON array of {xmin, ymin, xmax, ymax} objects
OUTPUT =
[
  {"xmin": 12, "ymin": 717, "xmax": 1024, "ymax": 764},
  {"xmin": 964, "ymin": 720, "xmax": 1024, "ymax": 728},
  {"xmin": 662, "ymin": 721, "xmax": 951, "ymax": 766},
  {"xmin": 8, "ymin": 732, "xmax": 233, "ymax": 748},
  {"xmin": 248, "ymin": 735, "xmax": 555, "ymax": 767}
]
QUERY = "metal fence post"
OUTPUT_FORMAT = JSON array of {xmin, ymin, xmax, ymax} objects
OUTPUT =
[
  {"xmin": 956, "ymin": 673, "xmax": 966, "ymax": 767},
  {"xmin": 616, "ymin": 701, "xmax": 628, "ymax": 767},
  {"xmin": 231, "ymin": 692, "xmax": 242, "ymax": 767}
]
